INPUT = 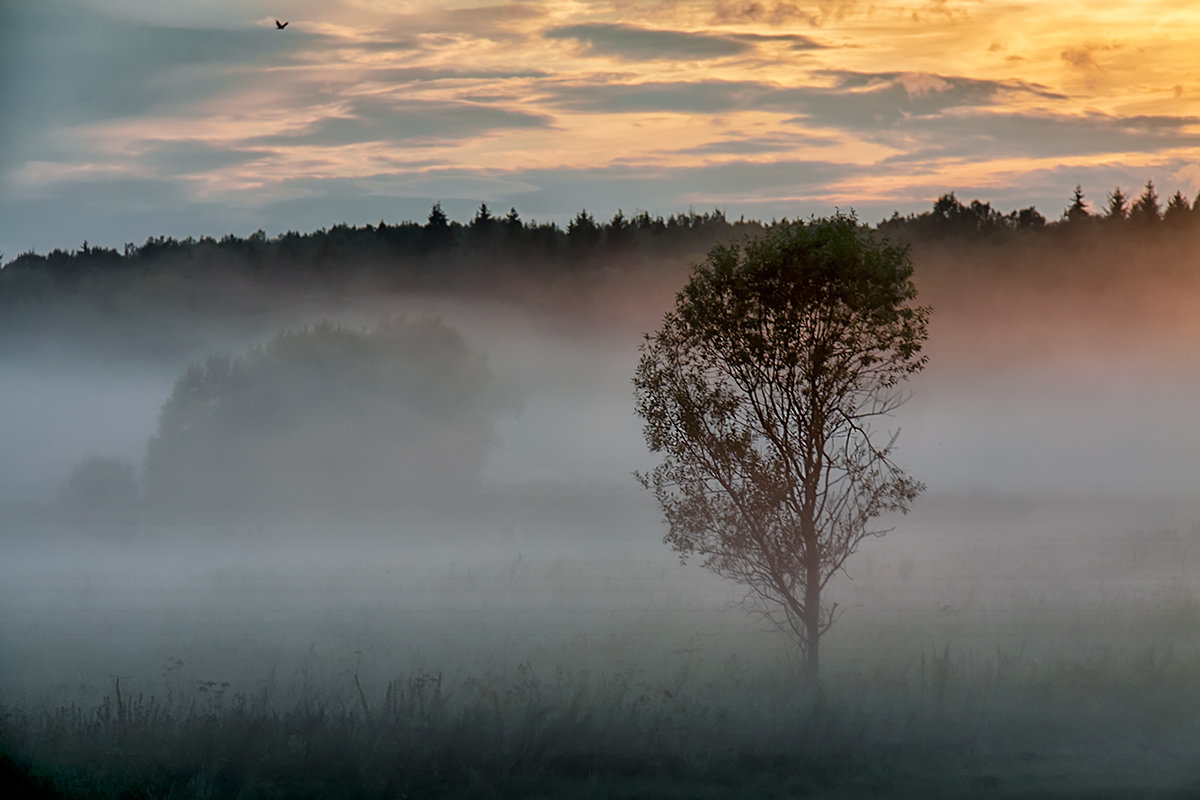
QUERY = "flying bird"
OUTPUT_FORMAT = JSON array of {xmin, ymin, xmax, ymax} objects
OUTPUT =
[{"xmin": 275, "ymin": 19, "xmax": 288, "ymax": 29}]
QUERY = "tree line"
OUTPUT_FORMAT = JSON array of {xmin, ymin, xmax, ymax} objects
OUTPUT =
[
  {"xmin": 0, "ymin": 206, "xmax": 745, "ymax": 293},
  {"xmin": 0, "ymin": 206, "xmax": 752, "ymax": 357},
  {"xmin": 2, "ymin": 180, "xmax": 1196, "ymax": 365},
  {"xmin": 878, "ymin": 181, "xmax": 1200, "ymax": 239},
  {"xmin": 6, "ymin": 180, "xmax": 1200, "ymax": 297}
]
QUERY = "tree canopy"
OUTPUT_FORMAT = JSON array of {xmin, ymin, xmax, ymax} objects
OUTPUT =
[
  {"xmin": 634, "ymin": 214, "xmax": 929, "ymax": 680},
  {"xmin": 145, "ymin": 318, "xmax": 510, "ymax": 516}
]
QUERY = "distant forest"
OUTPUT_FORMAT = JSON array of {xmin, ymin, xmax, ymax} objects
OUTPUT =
[{"xmin": 3, "ymin": 180, "xmax": 1198, "ymax": 358}]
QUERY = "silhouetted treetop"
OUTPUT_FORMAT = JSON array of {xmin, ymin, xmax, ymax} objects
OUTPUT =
[
  {"xmin": 1165, "ymin": 191, "xmax": 1192, "ymax": 227},
  {"xmin": 878, "ymin": 192, "xmax": 1045, "ymax": 239},
  {"xmin": 1065, "ymin": 185, "xmax": 1090, "ymax": 223},
  {"xmin": 1130, "ymin": 180, "xmax": 1162, "ymax": 226},
  {"xmin": 1106, "ymin": 187, "xmax": 1130, "ymax": 221}
]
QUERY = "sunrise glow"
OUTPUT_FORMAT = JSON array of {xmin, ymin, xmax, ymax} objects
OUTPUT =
[{"xmin": 4, "ymin": 0, "xmax": 1200, "ymax": 253}]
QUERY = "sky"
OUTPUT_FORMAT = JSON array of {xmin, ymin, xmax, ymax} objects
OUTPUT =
[{"xmin": 3, "ymin": 0, "xmax": 1200, "ymax": 257}]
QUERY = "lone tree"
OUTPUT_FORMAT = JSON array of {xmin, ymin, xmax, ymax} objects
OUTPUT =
[{"xmin": 634, "ymin": 214, "xmax": 929, "ymax": 681}]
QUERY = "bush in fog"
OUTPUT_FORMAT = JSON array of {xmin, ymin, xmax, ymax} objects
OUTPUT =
[
  {"xmin": 56, "ymin": 455, "xmax": 138, "ymax": 517},
  {"xmin": 144, "ymin": 318, "xmax": 509, "ymax": 514}
]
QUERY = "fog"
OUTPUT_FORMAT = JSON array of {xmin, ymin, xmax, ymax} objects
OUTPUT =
[
  {"xmin": 3, "ymin": 302, "xmax": 1198, "ymax": 504},
  {"xmin": 2, "ymin": 254, "xmax": 1197, "ymax": 519},
  {"xmin": 0, "ymin": 361, "xmax": 163, "ymax": 505},
  {"xmin": 3, "ymin": 235, "xmax": 1200, "ymax": 794}
]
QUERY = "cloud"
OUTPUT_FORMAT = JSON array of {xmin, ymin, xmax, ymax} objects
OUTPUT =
[
  {"xmin": 0, "ymin": 2, "xmax": 303, "ymax": 174},
  {"xmin": 242, "ymin": 159, "xmax": 866, "ymax": 222},
  {"xmin": 793, "ymin": 70, "xmax": 1065, "ymax": 130},
  {"xmin": 310, "ymin": 2, "xmax": 540, "ymax": 47},
  {"xmin": 0, "ymin": 177, "xmax": 241, "ymax": 257},
  {"xmin": 877, "ymin": 111, "xmax": 1200, "ymax": 164},
  {"xmin": 355, "ymin": 67, "xmax": 553, "ymax": 83},
  {"xmin": 1060, "ymin": 41, "xmax": 1120, "ymax": 71},
  {"xmin": 1060, "ymin": 47, "xmax": 1097, "ymax": 70},
  {"xmin": 243, "ymin": 98, "xmax": 555, "ymax": 148},
  {"xmin": 726, "ymin": 31, "xmax": 827, "ymax": 50},
  {"xmin": 541, "ymin": 71, "xmax": 1062, "ymax": 130},
  {"xmin": 463, "ymin": 159, "xmax": 873, "ymax": 219},
  {"xmin": 675, "ymin": 132, "xmax": 841, "ymax": 155},
  {"xmin": 545, "ymin": 23, "xmax": 755, "ymax": 61},
  {"xmin": 437, "ymin": 2, "xmax": 543, "ymax": 30},
  {"xmin": 896, "ymin": 72, "xmax": 952, "ymax": 97},
  {"xmin": 1169, "ymin": 163, "xmax": 1200, "ymax": 195},
  {"xmin": 401, "ymin": 2, "xmax": 542, "ymax": 37},
  {"xmin": 134, "ymin": 141, "xmax": 270, "ymax": 177},
  {"xmin": 909, "ymin": 0, "xmax": 970, "ymax": 22},
  {"xmin": 710, "ymin": 0, "xmax": 855, "ymax": 25},
  {"xmin": 540, "ymin": 80, "xmax": 773, "ymax": 114},
  {"xmin": 819, "ymin": 69, "xmax": 1062, "ymax": 99}
]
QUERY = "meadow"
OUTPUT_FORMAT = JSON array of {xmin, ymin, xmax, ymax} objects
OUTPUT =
[{"xmin": 3, "ymin": 489, "xmax": 1200, "ymax": 798}]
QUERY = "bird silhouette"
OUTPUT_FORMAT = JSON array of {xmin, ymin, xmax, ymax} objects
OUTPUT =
[{"xmin": 275, "ymin": 19, "xmax": 289, "ymax": 29}]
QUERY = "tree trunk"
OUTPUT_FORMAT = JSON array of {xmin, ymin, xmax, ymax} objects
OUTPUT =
[
  {"xmin": 800, "ymin": 497, "xmax": 821, "ymax": 683},
  {"xmin": 801, "ymin": 415, "xmax": 824, "ymax": 684},
  {"xmin": 803, "ymin": 554, "xmax": 821, "ymax": 683}
]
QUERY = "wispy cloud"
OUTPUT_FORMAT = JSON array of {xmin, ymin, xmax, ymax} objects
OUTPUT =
[
  {"xmin": 879, "ymin": 111, "xmax": 1200, "ymax": 164},
  {"xmin": 243, "ymin": 98, "xmax": 556, "ymax": 148},
  {"xmin": 709, "ymin": 0, "xmax": 846, "ymax": 26},
  {"xmin": 545, "ymin": 22, "xmax": 823, "ymax": 61},
  {"xmin": 539, "ymin": 71, "xmax": 1061, "ymax": 126},
  {"xmin": 675, "ymin": 132, "xmax": 841, "ymax": 155},
  {"xmin": 547, "ymin": 22, "xmax": 747, "ymax": 60},
  {"xmin": 1060, "ymin": 41, "xmax": 1121, "ymax": 72}
]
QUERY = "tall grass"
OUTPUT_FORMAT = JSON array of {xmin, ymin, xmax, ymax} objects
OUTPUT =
[{"xmin": 5, "ymin": 645, "xmax": 1200, "ymax": 799}]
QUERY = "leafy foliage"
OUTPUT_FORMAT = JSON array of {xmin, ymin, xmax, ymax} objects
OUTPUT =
[
  {"xmin": 634, "ymin": 214, "xmax": 929, "ymax": 678},
  {"xmin": 144, "ymin": 318, "xmax": 509, "ymax": 515}
]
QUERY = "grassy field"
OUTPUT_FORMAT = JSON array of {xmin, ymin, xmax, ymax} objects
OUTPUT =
[
  {"xmin": 3, "ymin": 491, "xmax": 1200, "ymax": 798},
  {"xmin": 4, "ymin": 642, "xmax": 1200, "ymax": 798}
]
